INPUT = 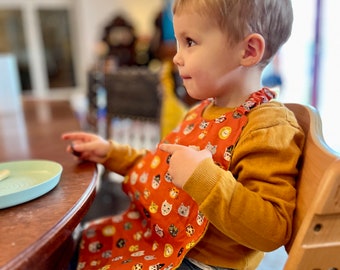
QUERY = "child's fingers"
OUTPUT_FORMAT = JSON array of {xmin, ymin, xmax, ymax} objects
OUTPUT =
[
  {"xmin": 61, "ymin": 132, "xmax": 97, "ymax": 141},
  {"xmin": 159, "ymin": 143, "xmax": 190, "ymax": 154}
]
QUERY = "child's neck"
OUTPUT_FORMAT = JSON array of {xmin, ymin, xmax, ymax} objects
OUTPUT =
[{"xmin": 213, "ymin": 69, "xmax": 263, "ymax": 107}]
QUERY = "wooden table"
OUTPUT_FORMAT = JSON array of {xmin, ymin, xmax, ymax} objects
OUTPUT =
[{"xmin": 0, "ymin": 99, "xmax": 98, "ymax": 270}]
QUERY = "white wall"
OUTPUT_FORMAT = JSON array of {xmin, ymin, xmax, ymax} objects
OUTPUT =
[
  {"xmin": 278, "ymin": 0, "xmax": 316, "ymax": 105},
  {"xmin": 277, "ymin": 0, "xmax": 340, "ymax": 153},
  {"xmin": 317, "ymin": 0, "xmax": 340, "ymax": 152}
]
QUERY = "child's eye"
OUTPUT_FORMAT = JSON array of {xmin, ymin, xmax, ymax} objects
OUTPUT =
[{"xmin": 186, "ymin": 38, "xmax": 196, "ymax": 47}]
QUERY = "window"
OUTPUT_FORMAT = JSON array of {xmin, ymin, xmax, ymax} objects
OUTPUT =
[
  {"xmin": 38, "ymin": 9, "xmax": 76, "ymax": 88},
  {"xmin": 0, "ymin": 0, "xmax": 78, "ymax": 97}
]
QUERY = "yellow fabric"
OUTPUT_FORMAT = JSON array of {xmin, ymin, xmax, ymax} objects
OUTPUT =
[
  {"xmin": 103, "ymin": 101, "xmax": 305, "ymax": 270},
  {"xmin": 103, "ymin": 140, "xmax": 148, "ymax": 176},
  {"xmin": 159, "ymin": 61, "xmax": 188, "ymax": 139}
]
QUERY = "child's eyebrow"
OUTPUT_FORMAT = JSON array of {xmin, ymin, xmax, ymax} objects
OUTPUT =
[
  {"xmin": 174, "ymin": 29, "xmax": 187, "ymax": 37},
  {"xmin": 175, "ymin": 29, "xmax": 195, "ymax": 40}
]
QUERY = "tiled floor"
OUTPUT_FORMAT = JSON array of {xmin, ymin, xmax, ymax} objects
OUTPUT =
[{"xmin": 81, "ymin": 169, "xmax": 288, "ymax": 269}]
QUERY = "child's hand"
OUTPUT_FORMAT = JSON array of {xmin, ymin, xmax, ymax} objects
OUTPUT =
[
  {"xmin": 61, "ymin": 132, "xmax": 111, "ymax": 163},
  {"xmin": 159, "ymin": 143, "xmax": 212, "ymax": 188}
]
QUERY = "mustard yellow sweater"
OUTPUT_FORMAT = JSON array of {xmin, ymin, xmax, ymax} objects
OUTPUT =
[{"xmin": 103, "ymin": 101, "xmax": 305, "ymax": 270}]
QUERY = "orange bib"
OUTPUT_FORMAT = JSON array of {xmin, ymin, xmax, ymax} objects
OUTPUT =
[{"xmin": 77, "ymin": 88, "xmax": 275, "ymax": 270}]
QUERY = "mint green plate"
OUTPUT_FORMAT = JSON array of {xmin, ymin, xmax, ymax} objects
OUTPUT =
[{"xmin": 0, "ymin": 160, "xmax": 63, "ymax": 209}]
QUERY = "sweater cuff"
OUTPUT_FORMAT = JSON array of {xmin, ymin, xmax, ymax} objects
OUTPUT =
[
  {"xmin": 103, "ymin": 140, "xmax": 147, "ymax": 175},
  {"xmin": 183, "ymin": 158, "xmax": 217, "ymax": 204},
  {"xmin": 104, "ymin": 139, "xmax": 115, "ymax": 161},
  {"xmin": 183, "ymin": 158, "xmax": 235, "ymax": 205}
]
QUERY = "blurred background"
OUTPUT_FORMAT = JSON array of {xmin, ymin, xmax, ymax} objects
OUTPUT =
[
  {"xmin": 1, "ymin": 1, "xmax": 337, "ymax": 269},
  {"xmin": 0, "ymin": 0, "xmax": 338, "ymax": 151}
]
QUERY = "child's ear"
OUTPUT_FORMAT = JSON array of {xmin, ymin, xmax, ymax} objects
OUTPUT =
[{"xmin": 240, "ymin": 33, "xmax": 265, "ymax": 66}]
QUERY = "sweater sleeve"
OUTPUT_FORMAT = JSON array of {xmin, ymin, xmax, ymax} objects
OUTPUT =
[
  {"xmin": 183, "ymin": 102, "xmax": 305, "ymax": 251},
  {"xmin": 103, "ymin": 140, "xmax": 149, "ymax": 176}
]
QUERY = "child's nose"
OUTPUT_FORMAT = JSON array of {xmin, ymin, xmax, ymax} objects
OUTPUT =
[{"xmin": 173, "ymin": 51, "xmax": 183, "ymax": 67}]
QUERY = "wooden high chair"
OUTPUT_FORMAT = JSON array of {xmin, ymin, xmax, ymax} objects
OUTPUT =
[{"xmin": 283, "ymin": 103, "xmax": 340, "ymax": 269}]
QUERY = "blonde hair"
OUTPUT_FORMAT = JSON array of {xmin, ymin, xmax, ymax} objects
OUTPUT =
[{"xmin": 172, "ymin": 0, "xmax": 293, "ymax": 66}]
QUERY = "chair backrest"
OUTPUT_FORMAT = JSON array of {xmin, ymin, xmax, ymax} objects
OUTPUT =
[
  {"xmin": 284, "ymin": 103, "xmax": 340, "ymax": 269},
  {"xmin": 105, "ymin": 67, "xmax": 161, "ymax": 121}
]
